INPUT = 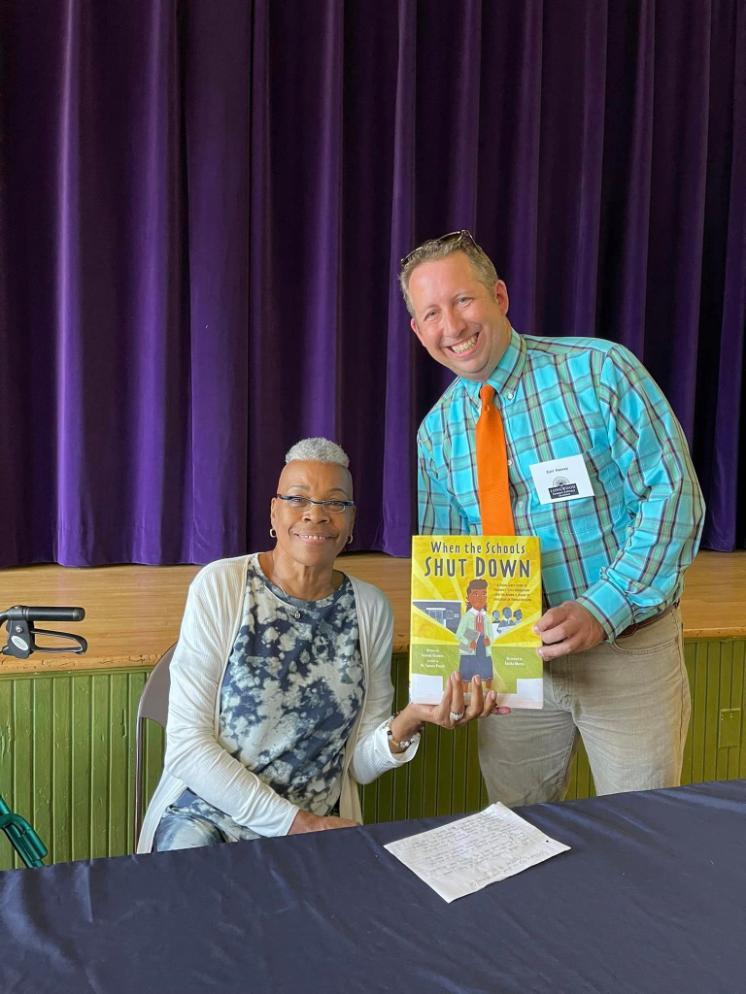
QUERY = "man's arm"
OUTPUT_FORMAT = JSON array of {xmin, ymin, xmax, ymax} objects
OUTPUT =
[{"xmin": 537, "ymin": 344, "xmax": 705, "ymax": 659}]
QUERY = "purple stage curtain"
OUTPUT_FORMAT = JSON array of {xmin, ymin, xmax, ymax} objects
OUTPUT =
[{"xmin": 0, "ymin": 0, "xmax": 743, "ymax": 566}]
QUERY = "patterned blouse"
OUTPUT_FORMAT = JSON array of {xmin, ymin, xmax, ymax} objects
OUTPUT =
[{"xmin": 156, "ymin": 555, "xmax": 364, "ymax": 845}]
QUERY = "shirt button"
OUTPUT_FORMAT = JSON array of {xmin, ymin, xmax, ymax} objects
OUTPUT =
[
  {"xmin": 506, "ymin": 392, "xmax": 514, "ymax": 400},
  {"xmin": 507, "ymin": 459, "xmax": 513, "ymax": 466}
]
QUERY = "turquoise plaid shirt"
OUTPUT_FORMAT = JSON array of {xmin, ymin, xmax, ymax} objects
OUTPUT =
[{"xmin": 417, "ymin": 328, "xmax": 705, "ymax": 639}]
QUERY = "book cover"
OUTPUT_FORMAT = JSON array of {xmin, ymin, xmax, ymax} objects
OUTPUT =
[{"xmin": 410, "ymin": 535, "xmax": 543, "ymax": 709}]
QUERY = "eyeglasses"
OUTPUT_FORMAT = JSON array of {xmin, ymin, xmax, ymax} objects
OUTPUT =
[
  {"xmin": 400, "ymin": 229, "xmax": 477, "ymax": 268},
  {"xmin": 275, "ymin": 494, "xmax": 355, "ymax": 514}
]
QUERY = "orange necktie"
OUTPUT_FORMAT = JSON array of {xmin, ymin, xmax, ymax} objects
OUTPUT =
[{"xmin": 476, "ymin": 384, "xmax": 515, "ymax": 535}]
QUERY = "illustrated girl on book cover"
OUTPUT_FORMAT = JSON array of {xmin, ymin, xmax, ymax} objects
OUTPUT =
[{"xmin": 456, "ymin": 578, "xmax": 495, "ymax": 691}]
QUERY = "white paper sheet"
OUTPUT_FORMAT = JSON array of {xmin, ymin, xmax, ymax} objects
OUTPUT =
[{"xmin": 383, "ymin": 803, "xmax": 570, "ymax": 903}]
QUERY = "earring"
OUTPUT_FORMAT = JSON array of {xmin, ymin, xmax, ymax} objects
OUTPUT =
[
  {"xmin": 347, "ymin": 534, "xmax": 354, "ymax": 544},
  {"xmin": 269, "ymin": 528, "xmax": 277, "ymax": 538}
]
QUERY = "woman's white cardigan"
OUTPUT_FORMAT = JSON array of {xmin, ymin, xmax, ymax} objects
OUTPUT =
[{"xmin": 137, "ymin": 555, "xmax": 417, "ymax": 853}]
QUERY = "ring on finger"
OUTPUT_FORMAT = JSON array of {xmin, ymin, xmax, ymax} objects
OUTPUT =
[{"xmin": 449, "ymin": 710, "xmax": 465, "ymax": 722}]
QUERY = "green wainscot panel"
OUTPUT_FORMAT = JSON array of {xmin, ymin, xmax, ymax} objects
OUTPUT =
[
  {"xmin": 0, "ymin": 669, "xmax": 164, "ymax": 871},
  {"xmin": 361, "ymin": 642, "xmax": 746, "ymax": 819},
  {"xmin": 1, "ymin": 639, "xmax": 744, "ymax": 870}
]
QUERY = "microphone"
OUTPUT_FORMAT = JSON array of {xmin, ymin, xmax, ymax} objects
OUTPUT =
[
  {"xmin": 1, "ymin": 606, "xmax": 88, "ymax": 658},
  {"xmin": 4, "ymin": 606, "xmax": 85, "ymax": 622}
]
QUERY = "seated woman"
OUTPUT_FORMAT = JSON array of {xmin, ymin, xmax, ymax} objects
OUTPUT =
[{"xmin": 138, "ymin": 438, "xmax": 506, "ymax": 852}]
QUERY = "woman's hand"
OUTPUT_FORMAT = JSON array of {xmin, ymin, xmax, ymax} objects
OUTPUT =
[
  {"xmin": 287, "ymin": 810, "xmax": 358, "ymax": 835},
  {"xmin": 393, "ymin": 672, "xmax": 510, "ymax": 737}
]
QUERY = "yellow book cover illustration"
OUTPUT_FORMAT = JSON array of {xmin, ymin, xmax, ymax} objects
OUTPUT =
[{"xmin": 410, "ymin": 535, "xmax": 543, "ymax": 709}]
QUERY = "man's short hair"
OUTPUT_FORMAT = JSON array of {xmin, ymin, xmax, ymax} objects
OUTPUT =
[
  {"xmin": 399, "ymin": 230, "xmax": 500, "ymax": 317},
  {"xmin": 284, "ymin": 437, "xmax": 350, "ymax": 468}
]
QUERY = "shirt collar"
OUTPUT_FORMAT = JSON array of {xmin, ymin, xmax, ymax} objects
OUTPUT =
[{"xmin": 462, "ymin": 327, "xmax": 526, "ymax": 407}]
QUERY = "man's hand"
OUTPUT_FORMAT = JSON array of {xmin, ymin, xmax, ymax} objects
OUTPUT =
[
  {"xmin": 533, "ymin": 601, "xmax": 605, "ymax": 661},
  {"xmin": 288, "ymin": 810, "xmax": 358, "ymax": 835}
]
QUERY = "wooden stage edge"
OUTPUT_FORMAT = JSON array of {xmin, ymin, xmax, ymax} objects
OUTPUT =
[{"xmin": 0, "ymin": 550, "xmax": 744, "ymax": 675}]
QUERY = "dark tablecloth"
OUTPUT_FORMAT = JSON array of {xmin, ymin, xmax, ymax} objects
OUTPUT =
[{"xmin": 1, "ymin": 780, "xmax": 745, "ymax": 993}]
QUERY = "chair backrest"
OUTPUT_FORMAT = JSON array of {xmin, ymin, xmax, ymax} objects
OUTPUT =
[{"xmin": 133, "ymin": 643, "xmax": 176, "ymax": 846}]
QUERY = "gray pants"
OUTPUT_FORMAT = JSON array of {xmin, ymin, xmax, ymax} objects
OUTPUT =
[{"xmin": 478, "ymin": 608, "xmax": 690, "ymax": 806}]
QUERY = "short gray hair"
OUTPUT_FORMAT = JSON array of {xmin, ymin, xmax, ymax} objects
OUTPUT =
[
  {"xmin": 284, "ymin": 437, "xmax": 350, "ymax": 468},
  {"xmin": 399, "ymin": 230, "xmax": 499, "ymax": 317}
]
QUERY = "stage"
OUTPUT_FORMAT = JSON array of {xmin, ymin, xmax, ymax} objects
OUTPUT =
[{"xmin": 0, "ymin": 550, "xmax": 744, "ymax": 673}]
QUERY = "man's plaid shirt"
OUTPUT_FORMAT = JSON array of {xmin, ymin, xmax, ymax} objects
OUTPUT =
[{"xmin": 417, "ymin": 329, "xmax": 705, "ymax": 639}]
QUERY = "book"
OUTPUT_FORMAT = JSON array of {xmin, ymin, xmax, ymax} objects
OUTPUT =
[{"xmin": 410, "ymin": 535, "xmax": 543, "ymax": 709}]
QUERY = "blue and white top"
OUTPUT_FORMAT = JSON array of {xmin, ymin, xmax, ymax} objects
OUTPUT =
[
  {"xmin": 157, "ymin": 558, "xmax": 364, "ymax": 845},
  {"xmin": 138, "ymin": 554, "xmax": 417, "ymax": 854}
]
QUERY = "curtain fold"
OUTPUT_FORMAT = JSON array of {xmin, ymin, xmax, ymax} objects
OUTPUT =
[
  {"xmin": 181, "ymin": 0, "xmax": 252, "ymax": 562},
  {"xmin": 1, "ymin": 0, "xmax": 743, "ymax": 565}
]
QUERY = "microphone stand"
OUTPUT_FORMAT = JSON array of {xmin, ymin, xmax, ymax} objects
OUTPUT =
[
  {"xmin": 0, "ymin": 605, "xmax": 88, "ymax": 868},
  {"xmin": 1, "ymin": 606, "xmax": 87, "ymax": 659}
]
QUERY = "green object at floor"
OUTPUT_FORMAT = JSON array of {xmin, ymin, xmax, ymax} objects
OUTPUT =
[{"xmin": 0, "ymin": 794, "xmax": 47, "ymax": 868}]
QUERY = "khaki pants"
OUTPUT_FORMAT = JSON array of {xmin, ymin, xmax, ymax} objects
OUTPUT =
[{"xmin": 478, "ymin": 607, "xmax": 691, "ymax": 806}]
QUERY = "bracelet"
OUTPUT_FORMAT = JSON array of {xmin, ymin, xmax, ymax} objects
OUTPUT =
[{"xmin": 386, "ymin": 714, "xmax": 422, "ymax": 753}]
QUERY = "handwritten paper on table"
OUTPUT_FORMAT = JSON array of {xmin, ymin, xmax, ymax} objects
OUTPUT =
[{"xmin": 384, "ymin": 803, "xmax": 570, "ymax": 903}]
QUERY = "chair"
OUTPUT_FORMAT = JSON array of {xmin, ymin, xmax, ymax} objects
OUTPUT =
[
  {"xmin": 0, "ymin": 795, "xmax": 47, "ymax": 868},
  {"xmin": 133, "ymin": 643, "xmax": 176, "ymax": 845}
]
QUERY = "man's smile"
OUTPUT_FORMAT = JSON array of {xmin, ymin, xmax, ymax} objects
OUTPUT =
[{"xmin": 449, "ymin": 332, "xmax": 480, "ymax": 356}]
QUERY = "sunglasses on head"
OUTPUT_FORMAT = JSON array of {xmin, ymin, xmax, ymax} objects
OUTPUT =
[{"xmin": 400, "ymin": 229, "xmax": 477, "ymax": 268}]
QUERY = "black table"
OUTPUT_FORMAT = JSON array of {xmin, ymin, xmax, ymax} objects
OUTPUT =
[{"xmin": 2, "ymin": 780, "xmax": 745, "ymax": 993}]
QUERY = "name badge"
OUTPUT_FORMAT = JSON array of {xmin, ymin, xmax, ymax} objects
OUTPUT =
[{"xmin": 529, "ymin": 454, "xmax": 594, "ymax": 505}]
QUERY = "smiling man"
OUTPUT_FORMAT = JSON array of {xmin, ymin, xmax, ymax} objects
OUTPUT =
[{"xmin": 399, "ymin": 230, "xmax": 706, "ymax": 806}]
